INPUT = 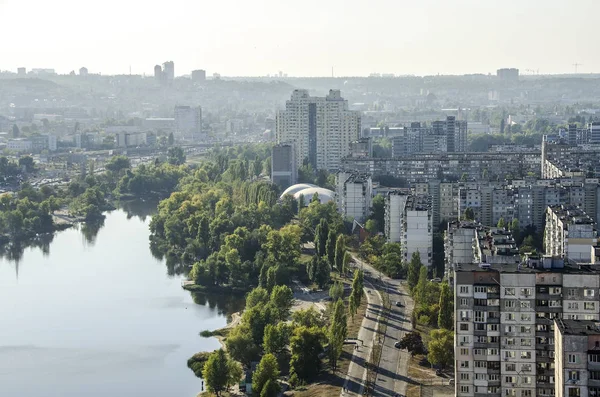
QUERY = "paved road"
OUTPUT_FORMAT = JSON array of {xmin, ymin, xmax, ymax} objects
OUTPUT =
[
  {"xmin": 354, "ymin": 256, "xmax": 416, "ymax": 397},
  {"xmin": 341, "ymin": 276, "xmax": 383, "ymax": 396}
]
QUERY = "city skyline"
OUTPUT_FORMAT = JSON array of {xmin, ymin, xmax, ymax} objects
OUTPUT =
[{"xmin": 1, "ymin": 0, "xmax": 599, "ymax": 77}]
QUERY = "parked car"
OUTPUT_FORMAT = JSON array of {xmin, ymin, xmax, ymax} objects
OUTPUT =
[
  {"xmin": 395, "ymin": 301, "xmax": 404, "ymax": 307},
  {"xmin": 394, "ymin": 341, "xmax": 402, "ymax": 348}
]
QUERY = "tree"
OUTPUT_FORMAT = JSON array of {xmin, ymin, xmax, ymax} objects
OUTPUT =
[
  {"xmin": 260, "ymin": 379, "xmax": 280, "ymax": 397},
  {"xmin": 407, "ymin": 252, "xmax": 423, "ymax": 291},
  {"xmin": 270, "ymin": 285, "xmax": 294, "ymax": 321},
  {"xmin": 203, "ymin": 349, "xmax": 242, "ymax": 396},
  {"xmin": 365, "ymin": 219, "xmax": 377, "ymax": 234},
  {"xmin": 252, "ymin": 353, "xmax": 280, "ymax": 397},
  {"xmin": 329, "ymin": 281, "xmax": 344, "ymax": 301},
  {"xmin": 297, "ymin": 194, "xmax": 305, "ymax": 210},
  {"xmin": 168, "ymin": 132, "xmax": 174, "ymax": 146},
  {"xmin": 246, "ymin": 287, "xmax": 270, "ymax": 309},
  {"xmin": 314, "ymin": 218, "xmax": 329, "ymax": 257},
  {"xmin": 105, "ymin": 155, "xmax": 131, "ymax": 174},
  {"xmin": 225, "ymin": 327, "xmax": 260, "ymax": 367},
  {"xmin": 307, "ymin": 255, "xmax": 330, "ymax": 288},
  {"xmin": 325, "ymin": 230, "xmax": 336, "ymax": 267},
  {"xmin": 292, "ymin": 307, "xmax": 325, "ymax": 328},
  {"xmin": 497, "ymin": 217, "xmax": 506, "ymax": 229},
  {"xmin": 397, "ymin": 331, "xmax": 426, "ymax": 356},
  {"xmin": 414, "ymin": 266, "xmax": 429, "ymax": 304},
  {"xmin": 333, "ymin": 234, "xmax": 345, "ymax": 272},
  {"xmin": 438, "ymin": 283, "xmax": 453, "ymax": 330},
  {"xmin": 342, "ymin": 251, "xmax": 352, "ymax": 276},
  {"xmin": 428, "ymin": 329, "xmax": 454, "ymax": 369},
  {"xmin": 511, "ymin": 218, "xmax": 520, "ymax": 242},
  {"xmin": 263, "ymin": 323, "xmax": 290, "ymax": 363},
  {"xmin": 349, "ymin": 269, "xmax": 364, "ymax": 317},
  {"xmin": 167, "ymin": 146, "xmax": 186, "ymax": 165},
  {"xmin": 328, "ymin": 299, "xmax": 347, "ymax": 371},
  {"xmin": 12, "ymin": 124, "xmax": 19, "ymax": 138},
  {"xmin": 289, "ymin": 326, "xmax": 325, "ymax": 383},
  {"xmin": 369, "ymin": 194, "xmax": 385, "ymax": 233},
  {"xmin": 463, "ymin": 207, "xmax": 475, "ymax": 221},
  {"xmin": 18, "ymin": 156, "xmax": 35, "ymax": 173}
]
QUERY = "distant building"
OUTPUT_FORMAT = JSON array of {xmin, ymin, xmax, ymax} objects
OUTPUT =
[
  {"xmin": 335, "ymin": 171, "xmax": 372, "ymax": 222},
  {"xmin": 117, "ymin": 131, "xmax": 147, "ymax": 148},
  {"xmin": 7, "ymin": 138, "xmax": 32, "ymax": 152},
  {"xmin": 349, "ymin": 138, "xmax": 373, "ymax": 158},
  {"xmin": 154, "ymin": 65, "xmax": 163, "ymax": 82},
  {"xmin": 144, "ymin": 118, "xmax": 175, "ymax": 131},
  {"xmin": 174, "ymin": 106, "xmax": 202, "ymax": 140},
  {"xmin": 385, "ymin": 191, "xmax": 433, "ymax": 266},
  {"xmin": 276, "ymin": 89, "xmax": 361, "ymax": 171},
  {"xmin": 79, "ymin": 67, "xmax": 88, "ymax": 76},
  {"xmin": 271, "ymin": 143, "xmax": 296, "ymax": 189},
  {"xmin": 48, "ymin": 135, "xmax": 57, "ymax": 151},
  {"xmin": 545, "ymin": 205, "xmax": 597, "ymax": 263},
  {"xmin": 497, "ymin": 68, "xmax": 519, "ymax": 81},
  {"xmin": 191, "ymin": 69, "xmax": 206, "ymax": 82},
  {"xmin": 163, "ymin": 61, "xmax": 174, "ymax": 81},
  {"xmin": 17, "ymin": 67, "xmax": 26, "ymax": 76},
  {"xmin": 589, "ymin": 122, "xmax": 600, "ymax": 144},
  {"xmin": 226, "ymin": 119, "xmax": 244, "ymax": 135}
]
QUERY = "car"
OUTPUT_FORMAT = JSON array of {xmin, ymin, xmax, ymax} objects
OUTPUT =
[
  {"xmin": 394, "ymin": 341, "xmax": 402, "ymax": 348},
  {"xmin": 395, "ymin": 301, "xmax": 404, "ymax": 307}
]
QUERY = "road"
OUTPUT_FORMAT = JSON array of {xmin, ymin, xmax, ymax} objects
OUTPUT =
[{"xmin": 345, "ymin": 255, "xmax": 415, "ymax": 397}]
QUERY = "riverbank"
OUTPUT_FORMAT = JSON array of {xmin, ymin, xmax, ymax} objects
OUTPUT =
[{"xmin": 182, "ymin": 281, "xmax": 249, "ymax": 295}]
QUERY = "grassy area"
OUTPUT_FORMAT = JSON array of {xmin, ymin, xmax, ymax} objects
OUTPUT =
[
  {"xmin": 287, "ymin": 291, "xmax": 368, "ymax": 397},
  {"xmin": 199, "ymin": 328, "xmax": 231, "ymax": 338}
]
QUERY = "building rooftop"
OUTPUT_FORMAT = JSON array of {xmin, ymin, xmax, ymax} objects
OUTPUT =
[
  {"xmin": 549, "ymin": 204, "xmax": 595, "ymax": 225},
  {"xmin": 555, "ymin": 319, "xmax": 600, "ymax": 336}
]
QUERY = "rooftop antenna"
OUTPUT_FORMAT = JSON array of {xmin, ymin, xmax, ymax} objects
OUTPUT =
[{"xmin": 573, "ymin": 63, "xmax": 583, "ymax": 73}]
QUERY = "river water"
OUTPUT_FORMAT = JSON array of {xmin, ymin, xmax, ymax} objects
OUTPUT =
[{"xmin": 0, "ymin": 203, "xmax": 243, "ymax": 397}]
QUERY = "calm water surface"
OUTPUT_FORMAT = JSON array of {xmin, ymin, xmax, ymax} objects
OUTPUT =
[{"xmin": 0, "ymin": 203, "xmax": 242, "ymax": 397}]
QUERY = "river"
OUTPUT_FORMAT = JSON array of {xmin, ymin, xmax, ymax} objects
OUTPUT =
[{"xmin": 0, "ymin": 202, "xmax": 243, "ymax": 397}]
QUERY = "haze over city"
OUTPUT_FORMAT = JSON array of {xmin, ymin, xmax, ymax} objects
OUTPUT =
[{"xmin": 1, "ymin": 0, "xmax": 599, "ymax": 76}]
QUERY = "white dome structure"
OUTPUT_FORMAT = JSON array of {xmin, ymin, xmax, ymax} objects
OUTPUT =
[
  {"xmin": 280, "ymin": 183, "xmax": 318, "ymax": 198},
  {"xmin": 293, "ymin": 187, "xmax": 335, "ymax": 205}
]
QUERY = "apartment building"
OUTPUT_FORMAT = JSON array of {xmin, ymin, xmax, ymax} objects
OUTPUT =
[
  {"xmin": 414, "ymin": 180, "xmax": 457, "ymax": 229},
  {"xmin": 452, "ymin": 222, "xmax": 600, "ymax": 397},
  {"xmin": 555, "ymin": 319, "xmax": 600, "ymax": 397},
  {"xmin": 335, "ymin": 171, "xmax": 372, "ymax": 222},
  {"xmin": 174, "ymin": 106, "xmax": 203, "ymax": 140},
  {"xmin": 385, "ymin": 191, "xmax": 432, "ymax": 266},
  {"xmin": 276, "ymin": 89, "xmax": 361, "ymax": 171},
  {"xmin": 545, "ymin": 205, "xmax": 598, "ymax": 263},
  {"xmin": 389, "ymin": 117, "xmax": 467, "ymax": 157},
  {"xmin": 271, "ymin": 143, "xmax": 296, "ymax": 189}
]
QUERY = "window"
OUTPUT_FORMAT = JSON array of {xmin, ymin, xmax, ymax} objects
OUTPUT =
[
  {"xmin": 475, "ymin": 311, "xmax": 485, "ymax": 322},
  {"xmin": 505, "ymin": 325, "xmax": 514, "ymax": 333},
  {"xmin": 569, "ymin": 371, "xmax": 580, "ymax": 381},
  {"xmin": 549, "ymin": 300, "xmax": 562, "ymax": 307},
  {"xmin": 506, "ymin": 337, "xmax": 515, "ymax": 345},
  {"xmin": 488, "ymin": 348, "xmax": 499, "ymax": 355},
  {"xmin": 475, "ymin": 373, "xmax": 486, "ymax": 380},
  {"xmin": 505, "ymin": 376, "xmax": 516, "ymax": 383},
  {"xmin": 474, "ymin": 286, "xmax": 486, "ymax": 293},
  {"xmin": 522, "ymin": 390, "xmax": 532, "ymax": 397},
  {"xmin": 460, "ymin": 348, "xmax": 469, "ymax": 355},
  {"xmin": 520, "ymin": 325, "xmax": 531, "ymax": 334},
  {"xmin": 460, "ymin": 323, "xmax": 468, "ymax": 331},
  {"xmin": 585, "ymin": 289, "xmax": 595, "ymax": 297},
  {"xmin": 506, "ymin": 363, "xmax": 516, "ymax": 371},
  {"xmin": 521, "ymin": 364, "xmax": 532, "ymax": 372},
  {"xmin": 551, "ymin": 287, "xmax": 562, "ymax": 295},
  {"xmin": 460, "ymin": 361, "xmax": 469, "ymax": 368},
  {"xmin": 460, "ymin": 298, "xmax": 468, "ymax": 306},
  {"xmin": 521, "ymin": 338, "xmax": 532, "ymax": 346},
  {"xmin": 473, "ymin": 348, "xmax": 485, "ymax": 355},
  {"xmin": 568, "ymin": 302, "xmax": 579, "ymax": 310},
  {"xmin": 506, "ymin": 313, "xmax": 515, "ymax": 321},
  {"xmin": 488, "ymin": 324, "xmax": 498, "ymax": 331},
  {"xmin": 521, "ymin": 288, "xmax": 532, "ymax": 296},
  {"xmin": 521, "ymin": 314, "xmax": 531, "ymax": 321},
  {"xmin": 505, "ymin": 351, "xmax": 516, "ymax": 359},
  {"xmin": 522, "ymin": 376, "xmax": 532, "ymax": 384},
  {"xmin": 521, "ymin": 351, "xmax": 531, "ymax": 359},
  {"xmin": 505, "ymin": 287, "xmax": 515, "ymax": 296},
  {"xmin": 569, "ymin": 354, "xmax": 578, "ymax": 364},
  {"xmin": 568, "ymin": 288, "xmax": 576, "ymax": 297},
  {"xmin": 585, "ymin": 302, "xmax": 596, "ymax": 310},
  {"xmin": 569, "ymin": 388, "xmax": 581, "ymax": 397},
  {"xmin": 521, "ymin": 301, "xmax": 531, "ymax": 309},
  {"xmin": 489, "ymin": 387, "xmax": 500, "ymax": 394},
  {"xmin": 505, "ymin": 300, "xmax": 516, "ymax": 308},
  {"xmin": 459, "ymin": 286, "xmax": 469, "ymax": 294},
  {"xmin": 460, "ymin": 310, "xmax": 469, "ymax": 320},
  {"xmin": 475, "ymin": 361, "xmax": 487, "ymax": 368},
  {"xmin": 505, "ymin": 389, "xmax": 516, "ymax": 397},
  {"xmin": 591, "ymin": 371, "xmax": 600, "ymax": 381},
  {"xmin": 460, "ymin": 386, "xmax": 469, "ymax": 394},
  {"xmin": 590, "ymin": 388, "xmax": 600, "ymax": 397},
  {"xmin": 489, "ymin": 374, "xmax": 499, "ymax": 381},
  {"xmin": 460, "ymin": 373, "xmax": 469, "ymax": 380}
]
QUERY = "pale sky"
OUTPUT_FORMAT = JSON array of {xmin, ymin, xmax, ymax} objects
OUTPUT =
[{"xmin": 0, "ymin": 0, "xmax": 598, "ymax": 77}]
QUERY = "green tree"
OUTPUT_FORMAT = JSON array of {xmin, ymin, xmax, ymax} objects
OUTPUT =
[
  {"xmin": 292, "ymin": 307, "xmax": 325, "ymax": 328},
  {"xmin": 369, "ymin": 194, "xmax": 385, "ymax": 233},
  {"xmin": 328, "ymin": 298, "xmax": 347, "ymax": 370},
  {"xmin": 260, "ymin": 379, "xmax": 280, "ymax": 397},
  {"xmin": 12, "ymin": 124, "xmax": 19, "ymax": 138},
  {"xmin": 365, "ymin": 219, "xmax": 377, "ymax": 234},
  {"xmin": 349, "ymin": 269, "xmax": 364, "ymax": 317},
  {"xmin": 333, "ymin": 234, "xmax": 345, "ymax": 272},
  {"xmin": 463, "ymin": 207, "xmax": 475, "ymax": 221},
  {"xmin": 18, "ymin": 156, "xmax": 35, "ymax": 173},
  {"xmin": 342, "ymin": 251, "xmax": 352, "ymax": 276},
  {"xmin": 397, "ymin": 331, "xmax": 426, "ymax": 356},
  {"xmin": 325, "ymin": 230, "xmax": 336, "ymax": 267},
  {"xmin": 289, "ymin": 326, "xmax": 325, "ymax": 383},
  {"xmin": 307, "ymin": 255, "xmax": 330, "ymax": 288},
  {"xmin": 270, "ymin": 285, "xmax": 294, "ymax": 321},
  {"xmin": 511, "ymin": 218, "xmax": 520, "ymax": 242},
  {"xmin": 428, "ymin": 329, "xmax": 454, "ymax": 369},
  {"xmin": 497, "ymin": 217, "xmax": 506, "ymax": 229},
  {"xmin": 263, "ymin": 323, "xmax": 290, "ymax": 363},
  {"xmin": 225, "ymin": 327, "xmax": 260, "ymax": 367},
  {"xmin": 329, "ymin": 281, "xmax": 344, "ymax": 301},
  {"xmin": 438, "ymin": 282, "xmax": 453, "ymax": 329},
  {"xmin": 203, "ymin": 349, "xmax": 242, "ymax": 396},
  {"xmin": 252, "ymin": 353, "xmax": 280, "ymax": 397},
  {"xmin": 297, "ymin": 194, "xmax": 305, "ymax": 210},
  {"xmin": 167, "ymin": 146, "xmax": 186, "ymax": 165},
  {"xmin": 246, "ymin": 287, "xmax": 270, "ymax": 309},
  {"xmin": 105, "ymin": 155, "xmax": 131, "ymax": 174},
  {"xmin": 414, "ymin": 266, "xmax": 429, "ymax": 303},
  {"xmin": 407, "ymin": 252, "xmax": 423, "ymax": 291},
  {"xmin": 314, "ymin": 218, "xmax": 329, "ymax": 257}
]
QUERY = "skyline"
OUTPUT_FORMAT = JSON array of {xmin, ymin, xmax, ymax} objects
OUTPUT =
[{"xmin": 1, "ymin": 0, "xmax": 599, "ymax": 77}]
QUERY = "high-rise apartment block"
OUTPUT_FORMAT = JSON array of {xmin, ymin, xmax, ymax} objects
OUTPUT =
[
  {"xmin": 385, "ymin": 191, "xmax": 432, "ymax": 266},
  {"xmin": 497, "ymin": 68, "xmax": 519, "ymax": 82},
  {"xmin": 335, "ymin": 171, "xmax": 373, "ymax": 222},
  {"xmin": 390, "ymin": 117, "xmax": 467, "ymax": 156},
  {"xmin": 174, "ymin": 106, "xmax": 202, "ymax": 140},
  {"xmin": 545, "ymin": 205, "xmax": 598, "ymax": 263},
  {"xmin": 191, "ymin": 69, "xmax": 206, "ymax": 82},
  {"xmin": 276, "ymin": 89, "xmax": 361, "ymax": 171},
  {"xmin": 450, "ymin": 221, "xmax": 600, "ymax": 397},
  {"xmin": 271, "ymin": 143, "xmax": 296, "ymax": 189}
]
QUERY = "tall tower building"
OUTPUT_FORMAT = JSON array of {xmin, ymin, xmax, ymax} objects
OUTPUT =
[
  {"xmin": 162, "ymin": 61, "xmax": 174, "ymax": 81},
  {"xmin": 174, "ymin": 106, "xmax": 202, "ymax": 141},
  {"xmin": 271, "ymin": 143, "xmax": 296, "ymax": 189},
  {"xmin": 446, "ymin": 116, "xmax": 456, "ymax": 152},
  {"xmin": 276, "ymin": 89, "xmax": 361, "ymax": 171},
  {"xmin": 154, "ymin": 65, "xmax": 163, "ymax": 82}
]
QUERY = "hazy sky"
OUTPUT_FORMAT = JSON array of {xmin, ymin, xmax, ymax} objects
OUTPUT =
[{"xmin": 1, "ymin": 0, "xmax": 598, "ymax": 77}]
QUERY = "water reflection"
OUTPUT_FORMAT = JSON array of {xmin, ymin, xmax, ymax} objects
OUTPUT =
[
  {"xmin": 79, "ymin": 218, "xmax": 105, "ymax": 245},
  {"xmin": 0, "ymin": 234, "xmax": 55, "ymax": 278},
  {"xmin": 191, "ymin": 292, "xmax": 246, "ymax": 321},
  {"xmin": 119, "ymin": 198, "xmax": 161, "ymax": 222}
]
